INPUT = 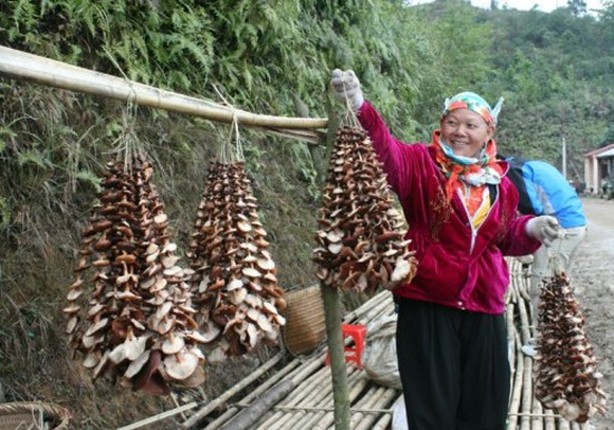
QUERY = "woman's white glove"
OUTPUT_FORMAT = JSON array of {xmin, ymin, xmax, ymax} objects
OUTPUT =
[
  {"xmin": 330, "ymin": 69, "xmax": 364, "ymax": 110},
  {"xmin": 525, "ymin": 215, "xmax": 560, "ymax": 247}
]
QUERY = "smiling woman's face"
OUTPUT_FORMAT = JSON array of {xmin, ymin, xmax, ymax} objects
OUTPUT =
[{"xmin": 440, "ymin": 109, "xmax": 494, "ymax": 158}]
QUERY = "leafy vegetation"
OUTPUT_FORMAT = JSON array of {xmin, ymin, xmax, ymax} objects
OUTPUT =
[{"xmin": 0, "ymin": 0, "xmax": 612, "ymax": 427}]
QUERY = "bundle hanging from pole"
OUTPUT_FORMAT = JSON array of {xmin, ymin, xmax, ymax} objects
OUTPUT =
[{"xmin": 312, "ymin": 113, "xmax": 417, "ymax": 295}]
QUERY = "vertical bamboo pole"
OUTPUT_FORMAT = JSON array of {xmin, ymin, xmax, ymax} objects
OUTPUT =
[
  {"xmin": 316, "ymin": 108, "xmax": 349, "ymax": 430},
  {"xmin": 507, "ymin": 333, "xmax": 524, "ymax": 430},
  {"xmin": 544, "ymin": 409, "xmax": 556, "ymax": 430},
  {"xmin": 531, "ymin": 398, "xmax": 545, "ymax": 430},
  {"xmin": 320, "ymin": 283, "xmax": 350, "ymax": 430},
  {"xmin": 558, "ymin": 418, "xmax": 571, "ymax": 430}
]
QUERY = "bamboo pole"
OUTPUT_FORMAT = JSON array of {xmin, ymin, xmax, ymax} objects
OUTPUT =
[
  {"xmin": 558, "ymin": 417, "xmax": 571, "ymax": 430},
  {"xmin": 350, "ymin": 386, "xmax": 390, "ymax": 430},
  {"xmin": 306, "ymin": 373, "xmax": 371, "ymax": 430},
  {"xmin": 355, "ymin": 293, "xmax": 395, "ymax": 325},
  {"xmin": 291, "ymin": 369, "xmax": 363, "ymax": 430},
  {"xmin": 248, "ymin": 357, "xmax": 330, "ymax": 429},
  {"xmin": 263, "ymin": 367, "xmax": 334, "ymax": 429},
  {"xmin": 320, "ymin": 283, "xmax": 350, "ymax": 430},
  {"xmin": 217, "ymin": 380, "xmax": 295, "ymax": 430},
  {"xmin": 254, "ymin": 405, "xmax": 393, "ymax": 414},
  {"xmin": 349, "ymin": 386, "xmax": 383, "ymax": 428},
  {"xmin": 201, "ymin": 358, "xmax": 313, "ymax": 430},
  {"xmin": 116, "ymin": 402, "xmax": 198, "ymax": 430},
  {"xmin": 200, "ymin": 405, "xmax": 240, "ymax": 429},
  {"xmin": 544, "ymin": 409, "xmax": 557, "ymax": 430},
  {"xmin": 518, "ymin": 298, "xmax": 534, "ymax": 430},
  {"xmin": 295, "ymin": 372, "xmax": 352, "ymax": 430},
  {"xmin": 353, "ymin": 389, "xmax": 397, "ymax": 430},
  {"xmin": 518, "ymin": 260, "xmax": 533, "ymax": 305},
  {"xmin": 507, "ymin": 333, "xmax": 524, "ymax": 430},
  {"xmin": 508, "ymin": 412, "xmax": 562, "ymax": 418},
  {"xmin": 520, "ymin": 356, "xmax": 533, "ymax": 430},
  {"xmin": 283, "ymin": 374, "xmax": 340, "ymax": 430},
  {"xmin": 529, "ymin": 264, "xmax": 544, "ymax": 430},
  {"xmin": 519, "ymin": 259, "xmax": 537, "ymax": 337},
  {"xmin": 369, "ymin": 410, "xmax": 394, "ymax": 430},
  {"xmin": 507, "ymin": 261, "xmax": 522, "ymax": 430},
  {"xmin": 0, "ymin": 46, "xmax": 328, "ymax": 143},
  {"xmin": 182, "ymin": 352, "xmax": 285, "ymax": 428},
  {"xmin": 291, "ymin": 369, "xmax": 361, "ymax": 430},
  {"xmin": 506, "ymin": 258, "xmax": 519, "ymax": 305},
  {"xmin": 531, "ymin": 399, "xmax": 544, "ymax": 430},
  {"xmin": 341, "ymin": 290, "xmax": 391, "ymax": 324},
  {"xmin": 169, "ymin": 392, "xmax": 190, "ymax": 422},
  {"xmin": 507, "ymin": 303, "xmax": 516, "ymax": 380}
]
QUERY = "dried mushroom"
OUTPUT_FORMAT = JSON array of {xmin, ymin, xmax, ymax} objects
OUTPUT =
[
  {"xmin": 64, "ymin": 157, "xmax": 206, "ymax": 395},
  {"xmin": 313, "ymin": 125, "xmax": 417, "ymax": 294},
  {"xmin": 187, "ymin": 160, "xmax": 285, "ymax": 362},
  {"xmin": 534, "ymin": 272, "xmax": 608, "ymax": 422}
]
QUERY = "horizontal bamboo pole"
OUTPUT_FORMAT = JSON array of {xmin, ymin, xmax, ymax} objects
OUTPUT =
[
  {"xmin": 308, "ymin": 370, "xmax": 369, "ymax": 430},
  {"xmin": 116, "ymin": 402, "xmax": 198, "ymax": 430},
  {"xmin": 233, "ymin": 405, "xmax": 393, "ymax": 414},
  {"xmin": 257, "ymin": 365, "xmax": 333, "ymax": 428},
  {"xmin": 239, "ymin": 357, "xmax": 337, "ymax": 423},
  {"xmin": 0, "ymin": 46, "xmax": 328, "ymax": 142},
  {"xmin": 508, "ymin": 412, "xmax": 562, "ymax": 418},
  {"xmin": 280, "ymin": 369, "xmax": 361, "ymax": 430},
  {"xmin": 200, "ymin": 358, "xmax": 304, "ymax": 430},
  {"xmin": 218, "ymin": 380, "xmax": 295, "ymax": 430},
  {"xmin": 182, "ymin": 352, "xmax": 285, "ymax": 429},
  {"xmin": 343, "ymin": 290, "xmax": 392, "ymax": 324}
]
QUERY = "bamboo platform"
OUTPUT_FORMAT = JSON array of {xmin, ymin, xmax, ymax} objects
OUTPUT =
[
  {"xmin": 121, "ymin": 259, "xmax": 594, "ymax": 429},
  {"xmin": 178, "ymin": 291, "xmax": 399, "ymax": 430}
]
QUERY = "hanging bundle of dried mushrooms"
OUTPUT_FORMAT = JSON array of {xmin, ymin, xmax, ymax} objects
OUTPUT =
[
  {"xmin": 534, "ymin": 272, "xmax": 608, "ymax": 422},
  {"xmin": 64, "ymin": 158, "xmax": 206, "ymax": 395},
  {"xmin": 313, "ymin": 125, "xmax": 417, "ymax": 294},
  {"xmin": 187, "ymin": 160, "xmax": 286, "ymax": 362}
]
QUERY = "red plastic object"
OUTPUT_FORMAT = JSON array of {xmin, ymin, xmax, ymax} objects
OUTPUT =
[{"xmin": 325, "ymin": 323, "xmax": 367, "ymax": 368}]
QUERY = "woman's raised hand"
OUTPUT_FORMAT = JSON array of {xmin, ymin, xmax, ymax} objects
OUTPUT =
[{"xmin": 330, "ymin": 69, "xmax": 364, "ymax": 110}]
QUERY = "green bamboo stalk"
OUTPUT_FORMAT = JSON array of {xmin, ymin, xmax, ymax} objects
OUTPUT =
[{"xmin": 320, "ymin": 283, "xmax": 350, "ymax": 430}]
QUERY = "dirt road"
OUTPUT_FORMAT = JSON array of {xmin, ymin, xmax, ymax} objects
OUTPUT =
[{"xmin": 571, "ymin": 197, "xmax": 614, "ymax": 429}]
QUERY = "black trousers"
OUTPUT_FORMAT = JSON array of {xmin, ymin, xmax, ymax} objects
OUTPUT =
[{"xmin": 396, "ymin": 298, "xmax": 510, "ymax": 430}]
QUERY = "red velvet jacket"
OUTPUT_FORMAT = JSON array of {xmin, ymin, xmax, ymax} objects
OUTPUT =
[{"xmin": 358, "ymin": 102, "xmax": 541, "ymax": 315}]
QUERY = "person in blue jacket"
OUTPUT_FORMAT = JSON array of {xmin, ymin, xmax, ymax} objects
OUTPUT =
[{"xmin": 502, "ymin": 156, "xmax": 588, "ymax": 355}]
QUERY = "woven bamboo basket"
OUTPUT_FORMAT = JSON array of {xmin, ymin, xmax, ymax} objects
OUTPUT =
[
  {"xmin": 0, "ymin": 401, "xmax": 71, "ymax": 430},
  {"xmin": 282, "ymin": 285, "xmax": 327, "ymax": 356}
]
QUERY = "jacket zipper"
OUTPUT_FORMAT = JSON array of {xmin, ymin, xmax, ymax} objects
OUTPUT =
[{"xmin": 458, "ymin": 185, "xmax": 499, "ymax": 254}]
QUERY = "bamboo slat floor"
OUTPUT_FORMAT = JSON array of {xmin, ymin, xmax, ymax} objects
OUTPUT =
[{"xmin": 170, "ymin": 259, "xmax": 594, "ymax": 430}]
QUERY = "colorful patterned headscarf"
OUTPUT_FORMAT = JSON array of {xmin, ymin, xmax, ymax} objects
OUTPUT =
[{"xmin": 442, "ymin": 91, "xmax": 504, "ymax": 126}]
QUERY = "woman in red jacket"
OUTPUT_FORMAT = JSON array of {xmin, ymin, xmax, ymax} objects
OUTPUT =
[{"xmin": 330, "ymin": 69, "xmax": 560, "ymax": 430}]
